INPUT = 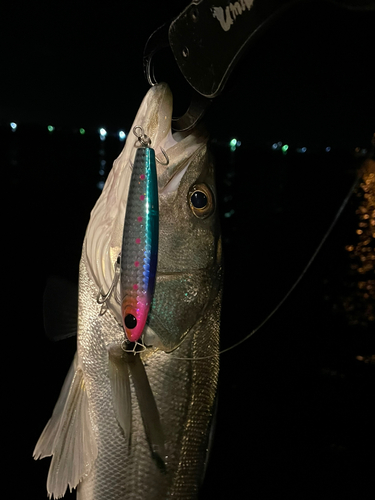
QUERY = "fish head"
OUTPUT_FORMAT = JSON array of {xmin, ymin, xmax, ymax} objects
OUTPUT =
[
  {"xmin": 84, "ymin": 83, "xmax": 222, "ymax": 352},
  {"xmin": 147, "ymin": 129, "xmax": 222, "ymax": 351}
]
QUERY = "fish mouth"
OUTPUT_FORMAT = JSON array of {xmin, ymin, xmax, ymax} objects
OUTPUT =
[{"xmin": 84, "ymin": 83, "xmax": 208, "ymax": 326}]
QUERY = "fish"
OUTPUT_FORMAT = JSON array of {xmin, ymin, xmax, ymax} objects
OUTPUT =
[{"xmin": 33, "ymin": 82, "xmax": 223, "ymax": 499}]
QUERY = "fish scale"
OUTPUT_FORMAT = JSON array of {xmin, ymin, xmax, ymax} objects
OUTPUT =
[{"xmin": 77, "ymin": 252, "xmax": 221, "ymax": 499}]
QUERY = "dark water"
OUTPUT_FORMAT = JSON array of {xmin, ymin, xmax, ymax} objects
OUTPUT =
[{"xmin": 4, "ymin": 125, "xmax": 374, "ymax": 498}]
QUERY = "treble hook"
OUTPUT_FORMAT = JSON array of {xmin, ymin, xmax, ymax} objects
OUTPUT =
[
  {"xmin": 133, "ymin": 126, "xmax": 169, "ymax": 166},
  {"xmin": 121, "ymin": 338, "xmax": 147, "ymax": 355},
  {"xmin": 155, "ymin": 147, "xmax": 169, "ymax": 166},
  {"xmin": 97, "ymin": 254, "xmax": 121, "ymax": 315}
]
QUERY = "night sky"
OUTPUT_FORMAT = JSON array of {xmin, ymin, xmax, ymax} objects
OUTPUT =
[{"xmin": 3, "ymin": 1, "xmax": 375, "ymax": 499}]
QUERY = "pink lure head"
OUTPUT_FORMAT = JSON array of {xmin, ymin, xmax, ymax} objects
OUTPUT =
[{"xmin": 121, "ymin": 296, "xmax": 150, "ymax": 342}]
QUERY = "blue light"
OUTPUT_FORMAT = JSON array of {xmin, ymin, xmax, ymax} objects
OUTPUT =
[
  {"xmin": 97, "ymin": 181, "xmax": 105, "ymax": 190},
  {"xmin": 99, "ymin": 128, "xmax": 107, "ymax": 141},
  {"xmin": 301, "ymin": 147, "xmax": 307, "ymax": 153},
  {"xmin": 272, "ymin": 143, "xmax": 278, "ymax": 150},
  {"xmin": 119, "ymin": 130, "xmax": 126, "ymax": 140},
  {"xmin": 325, "ymin": 147, "xmax": 331, "ymax": 152},
  {"xmin": 10, "ymin": 122, "xmax": 17, "ymax": 131}
]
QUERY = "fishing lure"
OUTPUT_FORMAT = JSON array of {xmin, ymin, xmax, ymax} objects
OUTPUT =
[
  {"xmin": 97, "ymin": 126, "xmax": 168, "ymax": 345},
  {"xmin": 120, "ymin": 126, "xmax": 160, "ymax": 343}
]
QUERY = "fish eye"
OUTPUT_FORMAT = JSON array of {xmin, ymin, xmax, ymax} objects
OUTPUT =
[
  {"xmin": 191, "ymin": 191, "xmax": 207, "ymax": 209},
  {"xmin": 125, "ymin": 314, "xmax": 137, "ymax": 329},
  {"xmin": 188, "ymin": 183, "xmax": 214, "ymax": 219}
]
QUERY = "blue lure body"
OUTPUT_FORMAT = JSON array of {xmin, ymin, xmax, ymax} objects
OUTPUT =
[{"xmin": 120, "ymin": 146, "xmax": 159, "ymax": 342}]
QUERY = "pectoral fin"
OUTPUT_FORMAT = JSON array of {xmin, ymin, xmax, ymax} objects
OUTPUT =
[
  {"xmin": 107, "ymin": 344, "xmax": 165, "ymax": 468},
  {"xmin": 34, "ymin": 355, "xmax": 97, "ymax": 499},
  {"xmin": 108, "ymin": 344, "xmax": 132, "ymax": 445},
  {"xmin": 127, "ymin": 353, "xmax": 166, "ymax": 469}
]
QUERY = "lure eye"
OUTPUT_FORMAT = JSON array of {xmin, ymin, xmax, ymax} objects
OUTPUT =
[
  {"xmin": 125, "ymin": 314, "xmax": 137, "ymax": 329},
  {"xmin": 188, "ymin": 183, "xmax": 214, "ymax": 219}
]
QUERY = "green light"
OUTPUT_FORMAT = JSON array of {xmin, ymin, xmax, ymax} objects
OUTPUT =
[
  {"xmin": 47, "ymin": 125, "xmax": 55, "ymax": 132},
  {"xmin": 229, "ymin": 138, "xmax": 237, "ymax": 147},
  {"xmin": 79, "ymin": 128, "xmax": 85, "ymax": 135},
  {"xmin": 281, "ymin": 144, "xmax": 289, "ymax": 153}
]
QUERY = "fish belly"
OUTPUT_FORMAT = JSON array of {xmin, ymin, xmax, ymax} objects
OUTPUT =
[{"xmin": 77, "ymin": 252, "xmax": 220, "ymax": 500}]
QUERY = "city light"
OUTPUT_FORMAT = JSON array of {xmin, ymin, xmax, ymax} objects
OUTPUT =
[
  {"xmin": 229, "ymin": 138, "xmax": 241, "ymax": 152},
  {"xmin": 7, "ymin": 120, "xmax": 364, "ymax": 157},
  {"xmin": 224, "ymin": 209, "xmax": 235, "ymax": 218}
]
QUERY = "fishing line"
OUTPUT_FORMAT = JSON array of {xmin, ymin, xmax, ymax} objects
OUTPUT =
[{"xmin": 171, "ymin": 174, "xmax": 361, "ymax": 361}]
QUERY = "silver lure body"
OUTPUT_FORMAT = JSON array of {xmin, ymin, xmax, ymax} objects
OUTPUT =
[{"xmin": 34, "ymin": 83, "xmax": 222, "ymax": 499}]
